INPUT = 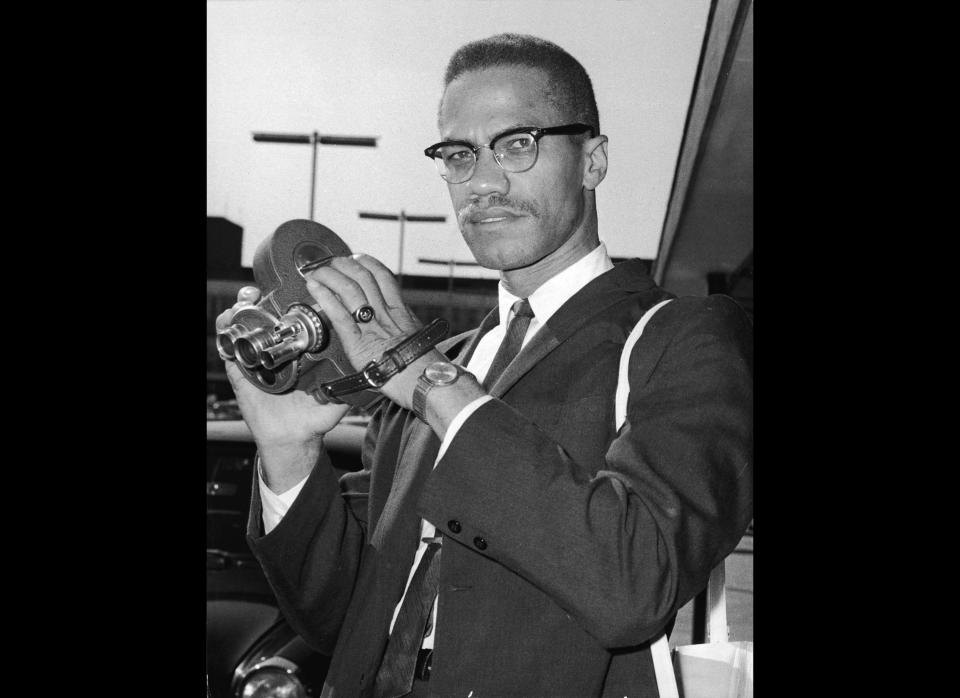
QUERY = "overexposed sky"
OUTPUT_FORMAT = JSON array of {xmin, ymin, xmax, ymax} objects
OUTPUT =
[{"xmin": 207, "ymin": 0, "xmax": 710, "ymax": 277}]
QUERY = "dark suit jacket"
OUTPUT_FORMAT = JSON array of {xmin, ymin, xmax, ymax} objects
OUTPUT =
[{"xmin": 247, "ymin": 259, "xmax": 753, "ymax": 697}]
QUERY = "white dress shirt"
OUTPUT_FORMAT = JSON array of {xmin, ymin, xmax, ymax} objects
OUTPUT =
[{"xmin": 258, "ymin": 242, "xmax": 615, "ymax": 648}]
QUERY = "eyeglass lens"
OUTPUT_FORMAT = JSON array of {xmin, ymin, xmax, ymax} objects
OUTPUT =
[{"xmin": 436, "ymin": 130, "xmax": 539, "ymax": 183}]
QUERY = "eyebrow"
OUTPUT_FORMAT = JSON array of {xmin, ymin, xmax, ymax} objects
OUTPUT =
[{"xmin": 439, "ymin": 123, "xmax": 536, "ymax": 145}]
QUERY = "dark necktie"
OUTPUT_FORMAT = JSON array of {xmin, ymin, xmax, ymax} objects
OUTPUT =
[
  {"xmin": 482, "ymin": 298, "xmax": 535, "ymax": 390},
  {"xmin": 374, "ymin": 537, "xmax": 443, "ymax": 698},
  {"xmin": 374, "ymin": 300, "xmax": 533, "ymax": 696}
]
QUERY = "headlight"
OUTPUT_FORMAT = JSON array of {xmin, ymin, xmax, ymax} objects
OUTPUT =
[{"xmin": 240, "ymin": 659, "xmax": 307, "ymax": 698}]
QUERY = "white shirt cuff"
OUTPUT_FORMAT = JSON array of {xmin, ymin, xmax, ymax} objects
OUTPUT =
[
  {"xmin": 436, "ymin": 395, "xmax": 493, "ymax": 462},
  {"xmin": 258, "ymin": 465, "xmax": 310, "ymax": 534}
]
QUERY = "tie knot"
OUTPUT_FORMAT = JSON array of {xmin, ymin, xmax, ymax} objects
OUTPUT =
[{"xmin": 511, "ymin": 298, "xmax": 534, "ymax": 320}]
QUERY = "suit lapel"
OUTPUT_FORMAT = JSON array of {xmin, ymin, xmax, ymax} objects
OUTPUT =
[
  {"xmin": 489, "ymin": 260, "xmax": 658, "ymax": 397},
  {"xmin": 370, "ymin": 418, "xmax": 441, "ymax": 557},
  {"xmin": 372, "ymin": 310, "xmax": 499, "ymax": 555},
  {"xmin": 433, "ymin": 306, "xmax": 498, "ymax": 368},
  {"xmin": 488, "ymin": 324, "xmax": 561, "ymax": 397}
]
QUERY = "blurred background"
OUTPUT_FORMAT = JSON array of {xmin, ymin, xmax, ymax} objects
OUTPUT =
[{"xmin": 206, "ymin": 1, "xmax": 752, "ymax": 695}]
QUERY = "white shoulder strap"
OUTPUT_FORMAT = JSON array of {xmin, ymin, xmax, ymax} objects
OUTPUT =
[
  {"xmin": 707, "ymin": 558, "xmax": 729, "ymax": 643},
  {"xmin": 651, "ymin": 632, "xmax": 680, "ymax": 698},
  {"xmin": 613, "ymin": 298, "xmax": 728, "ymax": 696},
  {"xmin": 615, "ymin": 299, "xmax": 672, "ymax": 430}
]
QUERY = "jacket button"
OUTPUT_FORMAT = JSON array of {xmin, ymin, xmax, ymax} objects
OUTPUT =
[
  {"xmin": 447, "ymin": 520, "xmax": 462, "ymax": 534},
  {"xmin": 473, "ymin": 536, "xmax": 487, "ymax": 550}
]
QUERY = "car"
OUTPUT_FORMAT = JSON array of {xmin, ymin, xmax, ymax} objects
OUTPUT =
[{"xmin": 207, "ymin": 409, "xmax": 368, "ymax": 698}]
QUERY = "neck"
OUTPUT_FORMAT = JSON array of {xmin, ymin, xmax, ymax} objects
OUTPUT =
[{"xmin": 500, "ymin": 210, "xmax": 600, "ymax": 299}]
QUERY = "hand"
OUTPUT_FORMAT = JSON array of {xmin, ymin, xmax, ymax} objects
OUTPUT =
[
  {"xmin": 215, "ymin": 286, "xmax": 350, "ymax": 490},
  {"xmin": 303, "ymin": 255, "xmax": 441, "ymax": 410}
]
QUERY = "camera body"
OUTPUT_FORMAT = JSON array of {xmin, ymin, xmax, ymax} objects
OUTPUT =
[{"xmin": 216, "ymin": 219, "xmax": 380, "ymax": 410}]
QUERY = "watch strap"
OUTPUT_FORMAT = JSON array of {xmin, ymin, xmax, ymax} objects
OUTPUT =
[
  {"xmin": 412, "ymin": 361, "xmax": 463, "ymax": 422},
  {"xmin": 321, "ymin": 318, "xmax": 450, "ymax": 399},
  {"xmin": 412, "ymin": 372, "xmax": 431, "ymax": 422}
]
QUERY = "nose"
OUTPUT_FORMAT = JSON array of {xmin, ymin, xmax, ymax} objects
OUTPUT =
[{"xmin": 466, "ymin": 146, "xmax": 509, "ymax": 197}]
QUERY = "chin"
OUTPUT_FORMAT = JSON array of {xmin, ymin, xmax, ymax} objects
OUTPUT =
[
  {"xmin": 477, "ymin": 249, "xmax": 545, "ymax": 273},
  {"xmin": 462, "ymin": 226, "xmax": 536, "ymax": 270},
  {"xmin": 470, "ymin": 253, "xmax": 510, "ymax": 271},
  {"xmin": 464, "ymin": 239, "xmax": 528, "ymax": 271}
]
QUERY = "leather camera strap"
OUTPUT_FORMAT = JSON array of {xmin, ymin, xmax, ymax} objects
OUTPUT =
[{"xmin": 321, "ymin": 318, "xmax": 450, "ymax": 398}]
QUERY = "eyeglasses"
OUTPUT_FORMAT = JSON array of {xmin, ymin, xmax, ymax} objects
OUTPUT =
[{"xmin": 424, "ymin": 123, "xmax": 595, "ymax": 184}]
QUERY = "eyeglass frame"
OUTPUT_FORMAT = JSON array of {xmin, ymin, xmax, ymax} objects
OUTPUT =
[{"xmin": 423, "ymin": 122, "xmax": 596, "ymax": 183}]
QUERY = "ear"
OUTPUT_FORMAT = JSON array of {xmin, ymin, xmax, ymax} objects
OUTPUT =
[{"xmin": 581, "ymin": 135, "xmax": 608, "ymax": 191}]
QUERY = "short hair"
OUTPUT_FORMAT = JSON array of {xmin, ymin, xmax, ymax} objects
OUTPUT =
[{"xmin": 441, "ymin": 33, "xmax": 600, "ymax": 134}]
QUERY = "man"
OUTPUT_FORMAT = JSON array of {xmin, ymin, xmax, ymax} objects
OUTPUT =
[{"xmin": 218, "ymin": 33, "xmax": 752, "ymax": 698}]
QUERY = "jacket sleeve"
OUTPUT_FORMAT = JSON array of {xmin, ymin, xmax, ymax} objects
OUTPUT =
[
  {"xmin": 416, "ymin": 295, "xmax": 753, "ymax": 648},
  {"xmin": 245, "ymin": 410, "xmax": 383, "ymax": 654}
]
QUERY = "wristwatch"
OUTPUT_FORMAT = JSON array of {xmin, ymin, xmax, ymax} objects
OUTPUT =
[{"xmin": 412, "ymin": 360, "xmax": 463, "ymax": 422}]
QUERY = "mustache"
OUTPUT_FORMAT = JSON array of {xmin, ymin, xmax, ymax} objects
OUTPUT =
[{"xmin": 456, "ymin": 194, "xmax": 539, "ymax": 226}]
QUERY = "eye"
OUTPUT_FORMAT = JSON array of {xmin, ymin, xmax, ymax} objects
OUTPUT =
[
  {"xmin": 441, "ymin": 145, "xmax": 473, "ymax": 163},
  {"xmin": 501, "ymin": 133, "xmax": 535, "ymax": 151}
]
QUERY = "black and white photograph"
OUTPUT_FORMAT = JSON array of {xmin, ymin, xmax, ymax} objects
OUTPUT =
[{"xmin": 206, "ymin": 1, "xmax": 753, "ymax": 696}]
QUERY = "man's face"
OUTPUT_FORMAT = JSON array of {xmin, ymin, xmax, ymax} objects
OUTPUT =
[{"xmin": 438, "ymin": 65, "xmax": 590, "ymax": 272}]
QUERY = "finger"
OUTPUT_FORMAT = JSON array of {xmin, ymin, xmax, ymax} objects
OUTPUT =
[
  {"xmin": 304, "ymin": 278, "xmax": 362, "ymax": 345},
  {"xmin": 326, "ymin": 256, "xmax": 403, "ymax": 332},
  {"xmin": 350, "ymin": 255, "xmax": 407, "ymax": 313},
  {"xmin": 214, "ymin": 286, "xmax": 262, "ymax": 331},
  {"xmin": 237, "ymin": 286, "xmax": 261, "ymax": 304},
  {"xmin": 305, "ymin": 264, "xmax": 371, "ymax": 321},
  {"xmin": 307, "ymin": 262, "xmax": 403, "ymax": 333},
  {"xmin": 349, "ymin": 255, "xmax": 420, "ymax": 330},
  {"xmin": 215, "ymin": 308, "xmax": 235, "ymax": 332}
]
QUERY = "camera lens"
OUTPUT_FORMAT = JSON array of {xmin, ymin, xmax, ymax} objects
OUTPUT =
[
  {"xmin": 254, "ymin": 366, "xmax": 278, "ymax": 386},
  {"xmin": 234, "ymin": 326, "xmax": 282, "ymax": 369},
  {"xmin": 235, "ymin": 335, "xmax": 263, "ymax": 368},
  {"xmin": 216, "ymin": 326, "xmax": 248, "ymax": 360},
  {"xmin": 260, "ymin": 340, "xmax": 301, "ymax": 370}
]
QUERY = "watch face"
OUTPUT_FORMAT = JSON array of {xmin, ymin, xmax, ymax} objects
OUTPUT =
[{"xmin": 425, "ymin": 361, "xmax": 459, "ymax": 385}]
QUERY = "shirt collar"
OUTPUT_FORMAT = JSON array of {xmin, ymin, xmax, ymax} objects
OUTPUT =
[{"xmin": 497, "ymin": 242, "xmax": 614, "ymax": 325}]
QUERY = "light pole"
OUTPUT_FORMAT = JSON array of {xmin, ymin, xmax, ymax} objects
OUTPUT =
[
  {"xmin": 357, "ymin": 210, "xmax": 447, "ymax": 287},
  {"xmin": 252, "ymin": 131, "xmax": 378, "ymax": 220}
]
